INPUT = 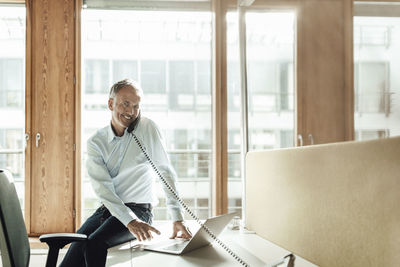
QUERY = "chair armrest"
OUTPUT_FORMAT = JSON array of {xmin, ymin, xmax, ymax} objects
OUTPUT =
[
  {"xmin": 39, "ymin": 233, "xmax": 87, "ymax": 267},
  {"xmin": 39, "ymin": 233, "xmax": 87, "ymax": 249}
]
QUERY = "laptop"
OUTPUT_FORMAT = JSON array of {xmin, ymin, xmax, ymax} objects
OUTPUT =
[{"xmin": 143, "ymin": 213, "xmax": 236, "ymax": 255}]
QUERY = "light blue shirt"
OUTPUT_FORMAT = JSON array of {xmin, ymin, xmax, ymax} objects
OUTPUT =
[{"xmin": 86, "ymin": 116, "xmax": 184, "ymax": 226}]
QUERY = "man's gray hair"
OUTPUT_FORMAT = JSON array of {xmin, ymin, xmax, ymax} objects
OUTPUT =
[{"xmin": 109, "ymin": 79, "xmax": 143, "ymax": 99}]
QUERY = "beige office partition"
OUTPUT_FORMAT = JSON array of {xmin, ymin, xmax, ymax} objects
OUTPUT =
[{"xmin": 246, "ymin": 137, "xmax": 400, "ymax": 267}]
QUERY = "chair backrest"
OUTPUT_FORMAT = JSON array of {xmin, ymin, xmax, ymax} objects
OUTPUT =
[{"xmin": 0, "ymin": 169, "xmax": 30, "ymax": 267}]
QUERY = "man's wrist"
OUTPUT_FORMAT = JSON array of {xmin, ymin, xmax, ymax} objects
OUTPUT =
[{"xmin": 129, "ymin": 218, "xmax": 140, "ymax": 225}]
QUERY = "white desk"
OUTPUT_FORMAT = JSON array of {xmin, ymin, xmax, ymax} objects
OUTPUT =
[{"xmin": 106, "ymin": 221, "xmax": 318, "ymax": 267}]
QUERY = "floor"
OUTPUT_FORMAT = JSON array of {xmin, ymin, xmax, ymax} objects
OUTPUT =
[
  {"xmin": 30, "ymin": 249, "xmax": 67, "ymax": 266},
  {"xmin": 1, "ymin": 244, "xmax": 134, "ymax": 267},
  {"xmin": 0, "ymin": 249, "xmax": 67, "ymax": 267}
]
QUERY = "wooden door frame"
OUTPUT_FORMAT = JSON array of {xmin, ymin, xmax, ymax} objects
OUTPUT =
[
  {"xmin": 25, "ymin": 0, "xmax": 32, "ymax": 234},
  {"xmin": 74, "ymin": 0, "xmax": 82, "ymax": 231}
]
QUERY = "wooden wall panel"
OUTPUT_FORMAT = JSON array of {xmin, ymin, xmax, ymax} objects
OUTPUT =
[
  {"xmin": 30, "ymin": 0, "xmax": 75, "ymax": 234},
  {"xmin": 212, "ymin": 0, "xmax": 228, "ymax": 216},
  {"xmin": 344, "ymin": 0, "xmax": 354, "ymax": 141},
  {"xmin": 300, "ymin": 0, "xmax": 351, "ymax": 145}
]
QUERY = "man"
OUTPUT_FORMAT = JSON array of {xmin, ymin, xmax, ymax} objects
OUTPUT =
[{"xmin": 60, "ymin": 79, "xmax": 192, "ymax": 267}]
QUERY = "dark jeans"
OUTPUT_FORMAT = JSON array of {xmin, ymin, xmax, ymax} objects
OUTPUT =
[{"xmin": 59, "ymin": 203, "xmax": 153, "ymax": 267}]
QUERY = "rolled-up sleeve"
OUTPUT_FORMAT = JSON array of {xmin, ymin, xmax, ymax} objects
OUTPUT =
[
  {"xmin": 147, "ymin": 123, "xmax": 184, "ymax": 222},
  {"xmin": 86, "ymin": 139, "xmax": 137, "ymax": 226}
]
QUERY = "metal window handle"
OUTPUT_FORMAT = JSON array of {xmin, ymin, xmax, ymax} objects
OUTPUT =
[
  {"xmin": 25, "ymin": 133, "xmax": 29, "ymax": 149},
  {"xmin": 308, "ymin": 134, "xmax": 314, "ymax": 145},
  {"xmin": 297, "ymin": 134, "xmax": 303, "ymax": 146},
  {"xmin": 35, "ymin": 133, "xmax": 41, "ymax": 148},
  {"xmin": 385, "ymin": 129, "xmax": 390, "ymax": 138}
]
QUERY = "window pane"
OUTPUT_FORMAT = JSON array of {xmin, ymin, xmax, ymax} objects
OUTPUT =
[
  {"xmin": 82, "ymin": 10, "xmax": 212, "ymax": 222},
  {"xmin": 84, "ymin": 59, "xmax": 109, "ymax": 94},
  {"xmin": 0, "ymin": 59, "xmax": 23, "ymax": 107},
  {"xmin": 354, "ymin": 14, "xmax": 400, "ymax": 140},
  {"xmin": 0, "ymin": 5, "xmax": 25, "ymax": 213},
  {"xmin": 169, "ymin": 61, "xmax": 194, "ymax": 110},
  {"xmin": 246, "ymin": 12, "xmax": 296, "ymax": 147},
  {"xmin": 197, "ymin": 61, "xmax": 211, "ymax": 94},
  {"xmin": 141, "ymin": 60, "xmax": 166, "ymax": 94},
  {"xmin": 227, "ymin": 11, "xmax": 296, "ymax": 217},
  {"xmin": 113, "ymin": 60, "xmax": 138, "ymax": 82}
]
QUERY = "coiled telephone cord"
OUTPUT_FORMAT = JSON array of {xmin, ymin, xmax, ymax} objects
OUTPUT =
[{"xmin": 132, "ymin": 133, "xmax": 250, "ymax": 267}]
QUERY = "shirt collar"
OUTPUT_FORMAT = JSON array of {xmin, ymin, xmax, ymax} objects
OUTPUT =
[
  {"xmin": 107, "ymin": 123, "xmax": 116, "ymax": 143},
  {"xmin": 107, "ymin": 122, "xmax": 130, "ymax": 143}
]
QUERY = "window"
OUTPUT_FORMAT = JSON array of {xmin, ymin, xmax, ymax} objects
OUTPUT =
[
  {"xmin": 82, "ymin": 9, "xmax": 212, "ymax": 221},
  {"xmin": 355, "ymin": 129, "xmax": 387, "ymax": 140},
  {"xmin": 280, "ymin": 130, "xmax": 294, "ymax": 148},
  {"xmin": 354, "ymin": 7, "xmax": 400, "ymax": 140},
  {"xmin": 354, "ymin": 62, "xmax": 388, "ymax": 114},
  {"xmin": 197, "ymin": 61, "xmax": 211, "ymax": 94},
  {"xmin": 249, "ymin": 130, "xmax": 276, "ymax": 150},
  {"xmin": 85, "ymin": 59, "xmax": 109, "ymax": 94},
  {"xmin": 280, "ymin": 62, "xmax": 294, "ymax": 111},
  {"xmin": 0, "ymin": 59, "xmax": 24, "ymax": 108},
  {"xmin": 112, "ymin": 60, "xmax": 138, "ymax": 82},
  {"xmin": 140, "ymin": 60, "xmax": 166, "ymax": 94},
  {"xmin": 169, "ymin": 61, "xmax": 194, "ymax": 110},
  {"xmin": 246, "ymin": 11, "xmax": 296, "ymax": 147},
  {"xmin": 227, "ymin": 11, "xmax": 296, "ymax": 216},
  {"xmin": 0, "ymin": 5, "xmax": 25, "ymax": 213},
  {"xmin": 195, "ymin": 61, "xmax": 211, "ymax": 110}
]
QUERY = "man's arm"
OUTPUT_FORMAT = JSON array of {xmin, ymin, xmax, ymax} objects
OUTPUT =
[
  {"xmin": 87, "ymin": 137, "xmax": 160, "ymax": 241},
  {"xmin": 86, "ymin": 140, "xmax": 138, "ymax": 226},
  {"xmin": 87, "ymin": 139, "xmax": 160, "ymax": 240},
  {"xmin": 146, "ymin": 122, "xmax": 192, "ymax": 239}
]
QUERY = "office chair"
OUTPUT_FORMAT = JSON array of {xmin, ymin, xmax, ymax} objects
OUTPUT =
[{"xmin": 0, "ymin": 169, "xmax": 87, "ymax": 267}]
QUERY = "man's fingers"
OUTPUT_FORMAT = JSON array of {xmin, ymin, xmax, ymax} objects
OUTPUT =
[
  {"xmin": 147, "ymin": 230, "xmax": 154, "ymax": 240},
  {"xmin": 142, "ymin": 229, "xmax": 151, "ymax": 240},
  {"xmin": 177, "ymin": 225, "xmax": 192, "ymax": 239},
  {"xmin": 149, "ymin": 225, "xmax": 161, "ymax": 235},
  {"xmin": 180, "ymin": 232, "xmax": 191, "ymax": 239},
  {"xmin": 129, "ymin": 220, "xmax": 161, "ymax": 241},
  {"xmin": 185, "ymin": 229, "xmax": 192, "ymax": 238},
  {"xmin": 182, "ymin": 233, "xmax": 190, "ymax": 239},
  {"xmin": 170, "ymin": 230, "xmax": 177, "ymax": 239},
  {"xmin": 139, "ymin": 231, "xmax": 145, "ymax": 241},
  {"xmin": 135, "ymin": 231, "xmax": 143, "ymax": 242}
]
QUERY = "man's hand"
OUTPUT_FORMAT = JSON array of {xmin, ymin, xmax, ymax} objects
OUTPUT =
[
  {"xmin": 127, "ymin": 219, "xmax": 160, "ymax": 242},
  {"xmin": 170, "ymin": 221, "xmax": 192, "ymax": 240}
]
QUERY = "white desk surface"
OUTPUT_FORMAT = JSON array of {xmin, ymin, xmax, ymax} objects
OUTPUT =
[{"xmin": 106, "ymin": 221, "xmax": 318, "ymax": 267}]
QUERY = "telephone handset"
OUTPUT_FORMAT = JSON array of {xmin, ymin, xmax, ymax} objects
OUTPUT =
[
  {"xmin": 127, "ymin": 111, "xmax": 141, "ymax": 133},
  {"xmin": 128, "ymin": 127, "xmax": 250, "ymax": 267}
]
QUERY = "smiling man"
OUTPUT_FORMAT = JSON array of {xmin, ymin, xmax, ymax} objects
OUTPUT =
[{"xmin": 60, "ymin": 79, "xmax": 192, "ymax": 267}]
